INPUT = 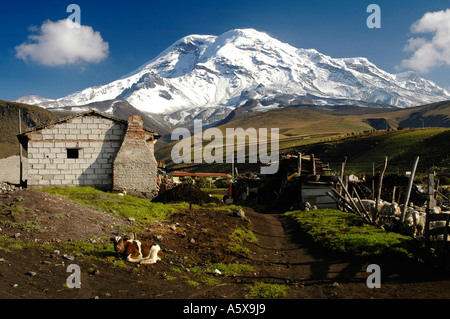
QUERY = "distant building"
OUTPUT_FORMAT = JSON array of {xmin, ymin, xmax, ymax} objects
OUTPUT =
[{"xmin": 17, "ymin": 110, "xmax": 160, "ymax": 198}]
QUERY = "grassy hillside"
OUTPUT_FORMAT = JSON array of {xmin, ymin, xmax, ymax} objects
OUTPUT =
[
  {"xmin": 156, "ymin": 101, "xmax": 450, "ymax": 171},
  {"xmin": 288, "ymin": 127, "xmax": 450, "ymax": 177},
  {"xmin": 161, "ymin": 127, "xmax": 449, "ymax": 185},
  {"xmin": 156, "ymin": 106, "xmax": 376, "ymax": 164},
  {"xmin": 0, "ymin": 100, "xmax": 59, "ymax": 159}
]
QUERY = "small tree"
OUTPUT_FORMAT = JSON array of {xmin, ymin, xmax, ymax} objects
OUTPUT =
[
  {"xmin": 181, "ymin": 176, "xmax": 193, "ymax": 184},
  {"xmin": 196, "ymin": 176, "xmax": 209, "ymax": 188}
]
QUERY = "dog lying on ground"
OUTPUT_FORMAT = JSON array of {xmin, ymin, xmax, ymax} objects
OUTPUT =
[{"xmin": 111, "ymin": 235, "xmax": 163, "ymax": 264}]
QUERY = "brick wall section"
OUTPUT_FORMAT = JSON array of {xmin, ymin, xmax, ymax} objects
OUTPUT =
[
  {"xmin": 113, "ymin": 115, "xmax": 158, "ymax": 197},
  {"xmin": 26, "ymin": 115, "xmax": 126, "ymax": 189}
]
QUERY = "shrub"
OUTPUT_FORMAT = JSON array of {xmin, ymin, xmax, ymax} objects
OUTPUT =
[
  {"xmin": 181, "ymin": 176, "xmax": 193, "ymax": 184},
  {"xmin": 195, "ymin": 176, "xmax": 209, "ymax": 188}
]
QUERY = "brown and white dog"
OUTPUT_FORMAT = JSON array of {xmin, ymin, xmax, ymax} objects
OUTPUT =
[{"xmin": 111, "ymin": 236, "xmax": 163, "ymax": 264}]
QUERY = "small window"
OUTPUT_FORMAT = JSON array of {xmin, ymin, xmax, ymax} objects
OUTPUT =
[{"xmin": 67, "ymin": 148, "xmax": 79, "ymax": 159}]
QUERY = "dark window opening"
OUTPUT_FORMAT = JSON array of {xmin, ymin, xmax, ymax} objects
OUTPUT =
[{"xmin": 67, "ymin": 148, "xmax": 79, "ymax": 159}]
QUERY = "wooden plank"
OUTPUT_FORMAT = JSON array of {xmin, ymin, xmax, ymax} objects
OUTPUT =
[{"xmin": 302, "ymin": 189, "xmax": 332, "ymax": 197}]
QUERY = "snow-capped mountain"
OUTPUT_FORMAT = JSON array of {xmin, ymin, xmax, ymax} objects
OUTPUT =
[{"xmin": 16, "ymin": 28, "xmax": 450, "ymax": 120}]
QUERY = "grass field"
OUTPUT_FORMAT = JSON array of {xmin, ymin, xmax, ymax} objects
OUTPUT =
[
  {"xmin": 39, "ymin": 186, "xmax": 185, "ymax": 225},
  {"xmin": 285, "ymin": 209, "xmax": 415, "ymax": 258}
]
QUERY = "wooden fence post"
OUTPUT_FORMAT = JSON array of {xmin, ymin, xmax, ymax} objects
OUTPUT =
[
  {"xmin": 311, "ymin": 154, "xmax": 316, "ymax": 175},
  {"xmin": 374, "ymin": 156, "xmax": 388, "ymax": 223},
  {"xmin": 401, "ymin": 156, "xmax": 420, "ymax": 223},
  {"xmin": 297, "ymin": 153, "xmax": 302, "ymax": 177},
  {"xmin": 392, "ymin": 186, "xmax": 396, "ymax": 203},
  {"xmin": 424, "ymin": 173, "xmax": 434, "ymax": 248}
]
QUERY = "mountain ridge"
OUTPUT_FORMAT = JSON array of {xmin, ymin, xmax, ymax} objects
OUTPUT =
[{"xmin": 15, "ymin": 28, "xmax": 450, "ymax": 122}]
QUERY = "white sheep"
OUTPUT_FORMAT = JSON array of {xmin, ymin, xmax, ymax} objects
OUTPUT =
[
  {"xmin": 404, "ymin": 210, "xmax": 426, "ymax": 237},
  {"xmin": 354, "ymin": 199, "xmax": 376, "ymax": 214},
  {"xmin": 379, "ymin": 201, "xmax": 401, "ymax": 217}
]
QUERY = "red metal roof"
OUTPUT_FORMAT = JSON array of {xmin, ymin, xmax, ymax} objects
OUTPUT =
[
  {"xmin": 195, "ymin": 173, "xmax": 229, "ymax": 177},
  {"xmin": 172, "ymin": 171, "xmax": 229, "ymax": 178}
]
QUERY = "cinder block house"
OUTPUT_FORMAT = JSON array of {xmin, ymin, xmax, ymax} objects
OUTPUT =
[{"xmin": 17, "ymin": 110, "xmax": 160, "ymax": 198}]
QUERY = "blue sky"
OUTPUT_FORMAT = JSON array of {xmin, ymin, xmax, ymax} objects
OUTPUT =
[{"xmin": 1, "ymin": 0, "xmax": 450, "ymax": 101}]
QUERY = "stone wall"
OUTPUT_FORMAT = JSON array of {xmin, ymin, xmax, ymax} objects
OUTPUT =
[
  {"xmin": 26, "ymin": 115, "xmax": 126, "ymax": 189},
  {"xmin": 113, "ymin": 115, "xmax": 158, "ymax": 197}
]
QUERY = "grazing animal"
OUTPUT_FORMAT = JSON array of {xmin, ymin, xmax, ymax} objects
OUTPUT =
[
  {"xmin": 111, "ymin": 236, "xmax": 163, "ymax": 264},
  {"xmin": 404, "ymin": 210, "xmax": 426, "ymax": 237},
  {"xmin": 379, "ymin": 202, "xmax": 401, "ymax": 217}
]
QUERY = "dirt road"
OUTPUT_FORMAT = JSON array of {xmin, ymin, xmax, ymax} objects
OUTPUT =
[{"xmin": 244, "ymin": 208, "xmax": 450, "ymax": 299}]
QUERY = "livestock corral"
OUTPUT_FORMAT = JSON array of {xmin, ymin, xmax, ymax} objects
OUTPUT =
[{"xmin": 230, "ymin": 154, "xmax": 450, "ymax": 268}]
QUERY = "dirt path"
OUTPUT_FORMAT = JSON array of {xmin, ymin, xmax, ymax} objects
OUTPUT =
[{"xmin": 244, "ymin": 208, "xmax": 450, "ymax": 299}]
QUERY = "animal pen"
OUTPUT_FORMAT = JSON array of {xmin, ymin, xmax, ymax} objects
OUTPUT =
[
  {"xmin": 231, "ymin": 153, "xmax": 337, "ymax": 211},
  {"xmin": 230, "ymin": 154, "xmax": 450, "ymax": 268}
]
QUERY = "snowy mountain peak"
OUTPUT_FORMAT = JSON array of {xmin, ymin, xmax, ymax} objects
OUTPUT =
[{"xmin": 15, "ymin": 28, "xmax": 450, "ymax": 115}]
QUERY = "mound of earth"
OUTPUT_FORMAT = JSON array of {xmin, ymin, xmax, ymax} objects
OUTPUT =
[
  {"xmin": 154, "ymin": 183, "xmax": 217, "ymax": 205},
  {"xmin": 0, "ymin": 189, "xmax": 128, "ymax": 243}
]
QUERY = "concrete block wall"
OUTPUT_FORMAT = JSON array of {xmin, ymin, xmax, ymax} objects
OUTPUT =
[{"xmin": 26, "ymin": 115, "xmax": 126, "ymax": 189}]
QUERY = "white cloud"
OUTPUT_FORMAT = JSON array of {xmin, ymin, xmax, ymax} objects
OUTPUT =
[
  {"xmin": 400, "ymin": 8, "xmax": 450, "ymax": 73},
  {"xmin": 15, "ymin": 19, "xmax": 109, "ymax": 66}
]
